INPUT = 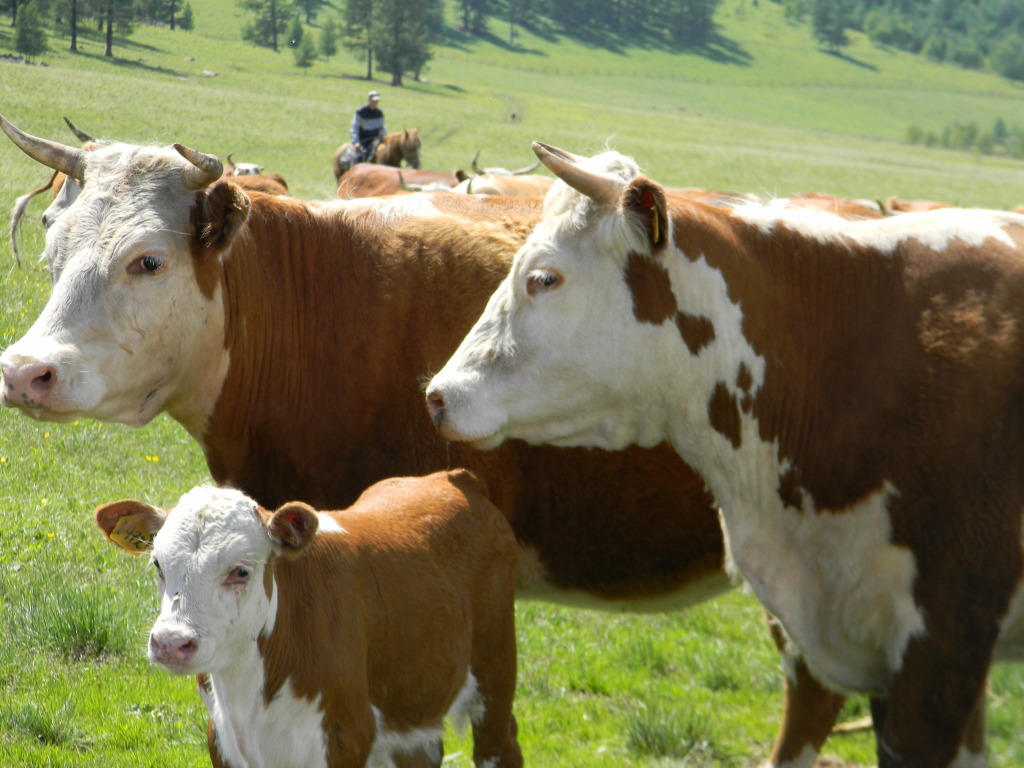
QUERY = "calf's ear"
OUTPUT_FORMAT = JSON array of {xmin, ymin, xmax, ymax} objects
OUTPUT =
[
  {"xmin": 191, "ymin": 180, "xmax": 251, "ymax": 255},
  {"xmin": 624, "ymin": 178, "xmax": 669, "ymax": 253},
  {"xmin": 268, "ymin": 502, "xmax": 320, "ymax": 558},
  {"xmin": 94, "ymin": 500, "xmax": 168, "ymax": 555}
]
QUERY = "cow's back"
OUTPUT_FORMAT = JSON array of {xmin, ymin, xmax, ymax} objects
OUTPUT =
[{"xmin": 202, "ymin": 192, "xmax": 723, "ymax": 608}]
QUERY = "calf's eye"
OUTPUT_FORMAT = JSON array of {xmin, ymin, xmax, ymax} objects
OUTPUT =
[{"xmin": 226, "ymin": 565, "xmax": 252, "ymax": 585}]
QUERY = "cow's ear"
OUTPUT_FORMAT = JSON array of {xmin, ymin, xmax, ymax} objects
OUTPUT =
[
  {"xmin": 268, "ymin": 502, "xmax": 319, "ymax": 558},
  {"xmin": 192, "ymin": 180, "xmax": 251, "ymax": 255},
  {"xmin": 94, "ymin": 500, "xmax": 168, "ymax": 555},
  {"xmin": 624, "ymin": 178, "xmax": 669, "ymax": 253}
]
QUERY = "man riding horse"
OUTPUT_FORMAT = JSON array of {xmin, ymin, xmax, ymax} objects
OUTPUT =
[{"xmin": 350, "ymin": 90, "xmax": 386, "ymax": 164}]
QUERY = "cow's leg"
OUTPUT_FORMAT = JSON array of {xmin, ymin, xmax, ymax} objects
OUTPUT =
[
  {"xmin": 763, "ymin": 614, "xmax": 847, "ymax": 768},
  {"xmin": 468, "ymin": 606, "xmax": 522, "ymax": 767},
  {"xmin": 869, "ymin": 630, "xmax": 994, "ymax": 768},
  {"xmin": 952, "ymin": 685, "xmax": 987, "ymax": 768}
]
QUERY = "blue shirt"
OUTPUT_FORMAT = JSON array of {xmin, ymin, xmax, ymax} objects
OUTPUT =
[{"xmin": 350, "ymin": 105, "xmax": 386, "ymax": 145}]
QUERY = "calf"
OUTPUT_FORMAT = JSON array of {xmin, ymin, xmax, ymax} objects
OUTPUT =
[{"xmin": 94, "ymin": 470, "xmax": 521, "ymax": 768}]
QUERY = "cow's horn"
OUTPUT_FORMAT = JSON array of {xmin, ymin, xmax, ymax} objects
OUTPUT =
[
  {"xmin": 532, "ymin": 142, "xmax": 620, "ymax": 205},
  {"xmin": 174, "ymin": 143, "xmax": 224, "ymax": 189},
  {"xmin": 471, "ymin": 149, "xmax": 483, "ymax": 175},
  {"xmin": 63, "ymin": 116, "xmax": 95, "ymax": 144},
  {"xmin": 1, "ymin": 115, "xmax": 87, "ymax": 181},
  {"xmin": 512, "ymin": 160, "xmax": 541, "ymax": 175},
  {"xmin": 398, "ymin": 170, "xmax": 412, "ymax": 191}
]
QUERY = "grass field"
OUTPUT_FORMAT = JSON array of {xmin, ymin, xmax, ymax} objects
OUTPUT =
[{"xmin": 3, "ymin": 1, "xmax": 1024, "ymax": 765}]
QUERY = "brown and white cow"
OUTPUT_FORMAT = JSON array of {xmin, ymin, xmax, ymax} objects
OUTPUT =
[
  {"xmin": 426, "ymin": 142, "xmax": 1024, "ymax": 768},
  {"xmin": 337, "ymin": 164, "xmax": 466, "ymax": 197},
  {"xmin": 1, "ymin": 116, "xmax": 848, "ymax": 768},
  {"xmin": 95, "ymin": 470, "xmax": 522, "ymax": 768},
  {"xmin": 452, "ymin": 174, "xmax": 554, "ymax": 197}
]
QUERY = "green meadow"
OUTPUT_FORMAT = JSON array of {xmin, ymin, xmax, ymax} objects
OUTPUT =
[{"xmin": 3, "ymin": 1, "xmax": 1024, "ymax": 765}]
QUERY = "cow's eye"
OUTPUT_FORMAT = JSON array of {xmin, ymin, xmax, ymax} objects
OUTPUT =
[
  {"xmin": 128, "ymin": 254, "xmax": 167, "ymax": 276},
  {"xmin": 526, "ymin": 268, "xmax": 562, "ymax": 296},
  {"xmin": 226, "ymin": 565, "xmax": 252, "ymax": 585},
  {"xmin": 153, "ymin": 560, "xmax": 164, "ymax": 580}
]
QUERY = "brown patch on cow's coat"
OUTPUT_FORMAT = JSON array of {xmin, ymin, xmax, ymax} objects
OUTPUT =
[
  {"xmin": 778, "ymin": 466, "xmax": 804, "ymax": 511},
  {"xmin": 625, "ymin": 252, "xmax": 716, "ymax": 355},
  {"xmin": 625, "ymin": 251, "xmax": 677, "ymax": 324},
  {"xmin": 676, "ymin": 312, "xmax": 716, "ymax": 355},
  {"xmin": 708, "ymin": 383, "xmax": 742, "ymax": 449}
]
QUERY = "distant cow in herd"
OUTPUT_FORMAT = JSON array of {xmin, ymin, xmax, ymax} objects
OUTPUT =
[
  {"xmin": 0, "ymin": 115, "xmax": 863, "ymax": 767},
  {"xmin": 426, "ymin": 142, "xmax": 1024, "ymax": 768},
  {"xmin": 95, "ymin": 470, "xmax": 522, "ymax": 768}
]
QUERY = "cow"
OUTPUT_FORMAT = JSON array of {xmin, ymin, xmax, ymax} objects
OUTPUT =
[
  {"xmin": 425, "ymin": 142, "xmax": 1024, "ymax": 768},
  {"xmin": 224, "ymin": 152, "xmax": 263, "ymax": 176},
  {"xmin": 94, "ymin": 470, "xmax": 522, "ymax": 768},
  {"xmin": 1, "ymin": 115, "xmax": 856, "ymax": 768},
  {"xmin": 337, "ymin": 164, "xmax": 465, "ymax": 198},
  {"xmin": 883, "ymin": 195, "xmax": 953, "ymax": 213},
  {"xmin": 333, "ymin": 129, "xmax": 422, "ymax": 181},
  {"xmin": 452, "ymin": 174, "xmax": 554, "ymax": 197}
]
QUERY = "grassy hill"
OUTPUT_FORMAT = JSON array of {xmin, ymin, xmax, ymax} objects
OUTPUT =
[{"xmin": 3, "ymin": 2, "xmax": 1024, "ymax": 766}]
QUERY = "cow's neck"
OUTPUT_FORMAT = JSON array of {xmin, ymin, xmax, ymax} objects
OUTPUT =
[{"xmin": 653, "ymin": 207, "xmax": 929, "ymax": 689}]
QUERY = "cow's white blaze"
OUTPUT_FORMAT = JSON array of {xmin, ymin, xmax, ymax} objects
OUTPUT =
[{"xmin": 0, "ymin": 142, "xmax": 229, "ymax": 436}]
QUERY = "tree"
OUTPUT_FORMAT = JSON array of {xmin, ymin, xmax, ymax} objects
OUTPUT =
[
  {"xmin": 293, "ymin": 0, "xmax": 319, "ymax": 24},
  {"xmin": 178, "ymin": 0, "xmax": 191, "ymax": 29},
  {"xmin": 375, "ymin": 0, "xmax": 431, "ymax": 85},
  {"xmin": 458, "ymin": 0, "xmax": 490, "ymax": 34},
  {"xmin": 991, "ymin": 33, "xmax": 1024, "ymax": 81},
  {"xmin": 287, "ymin": 12, "xmax": 301, "ymax": 45},
  {"xmin": 240, "ymin": 0, "xmax": 293, "ymax": 51},
  {"xmin": 342, "ymin": 0, "xmax": 377, "ymax": 79},
  {"xmin": 811, "ymin": 0, "xmax": 849, "ymax": 52},
  {"xmin": 318, "ymin": 15, "xmax": 337, "ymax": 59},
  {"xmin": 15, "ymin": 0, "xmax": 48, "ymax": 59},
  {"xmin": 293, "ymin": 31, "xmax": 315, "ymax": 66},
  {"xmin": 97, "ymin": 0, "xmax": 137, "ymax": 57}
]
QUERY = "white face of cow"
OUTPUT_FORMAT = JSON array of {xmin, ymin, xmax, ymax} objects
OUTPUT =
[
  {"xmin": 427, "ymin": 145, "xmax": 683, "ymax": 452},
  {"xmin": 0, "ymin": 134, "xmax": 244, "ymax": 435},
  {"xmin": 94, "ymin": 487, "xmax": 320, "ymax": 676},
  {"xmin": 147, "ymin": 487, "xmax": 278, "ymax": 675}
]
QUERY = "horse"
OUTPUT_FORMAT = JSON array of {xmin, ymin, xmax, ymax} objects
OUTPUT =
[{"xmin": 333, "ymin": 128, "xmax": 422, "ymax": 182}]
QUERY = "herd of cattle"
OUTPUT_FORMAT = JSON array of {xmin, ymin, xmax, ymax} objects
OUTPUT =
[{"xmin": 3, "ymin": 113, "xmax": 1024, "ymax": 768}]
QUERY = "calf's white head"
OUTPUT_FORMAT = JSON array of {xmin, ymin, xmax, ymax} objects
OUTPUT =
[
  {"xmin": 95, "ymin": 486, "xmax": 319, "ymax": 674},
  {"xmin": 0, "ymin": 115, "xmax": 250, "ymax": 434},
  {"xmin": 426, "ymin": 142, "xmax": 677, "ymax": 451}
]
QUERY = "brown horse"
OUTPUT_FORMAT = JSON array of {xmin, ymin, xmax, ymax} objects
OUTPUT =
[{"xmin": 333, "ymin": 129, "xmax": 422, "ymax": 181}]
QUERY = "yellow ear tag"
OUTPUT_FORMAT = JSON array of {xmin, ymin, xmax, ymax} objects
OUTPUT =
[{"xmin": 110, "ymin": 515, "xmax": 155, "ymax": 555}]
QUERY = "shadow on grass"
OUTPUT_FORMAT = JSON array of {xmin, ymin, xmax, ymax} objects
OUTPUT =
[
  {"xmin": 439, "ymin": 17, "xmax": 753, "ymax": 68},
  {"xmin": 821, "ymin": 48, "xmax": 880, "ymax": 72}
]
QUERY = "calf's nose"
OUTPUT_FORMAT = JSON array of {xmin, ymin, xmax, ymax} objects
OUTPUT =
[
  {"xmin": 149, "ymin": 633, "xmax": 198, "ymax": 666},
  {"xmin": 1, "ymin": 359, "xmax": 59, "ymax": 408}
]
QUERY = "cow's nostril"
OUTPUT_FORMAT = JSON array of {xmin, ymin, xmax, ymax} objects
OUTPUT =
[{"xmin": 426, "ymin": 391, "xmax": 445, "ymax": 424}]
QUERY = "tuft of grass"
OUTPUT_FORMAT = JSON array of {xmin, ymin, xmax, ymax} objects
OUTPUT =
[
  {"xmin": 626, "ymin": 700, "xmax": 719, "ymax": 764},
  {"xmin": 6, "ymin": 583, "xmax": 137, "ymax": 660},
  {"xmin": 0, "ymin": 697, "xmax": 92, "ymax": 750}
]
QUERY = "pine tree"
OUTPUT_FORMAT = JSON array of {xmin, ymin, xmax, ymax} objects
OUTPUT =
[
  {"xmin": 342, "ymin": 0, "xmax": 377, "ymax": 79},
  {"xmin": 375, "ymin": 0, "xmax": 431, "ymax": 86},
  {"xmin": 178, "ymin": 0, "xmax": 192, "ymax": 29},
  {"xmin": 293, "ymin": 31, "xmax": 315, "ymax": 67},
  {"xmin": 287, "ymin": 13, "xmax": 302, "ymax": 46},
  {"xmin": 97, "ymin": 0, "xmax": 136, "ymax": 58},
  {"xmin": 240, "ymin": 0, "xmax": 293, "ymax": 52},
  {"xmin": 319, "ymin": 15, "xmax": 337, "ymax": 60},
  {"xmin": 15, "ymin": 0, "xmax": 48, "ymax": 60},
  {"xmin": 811, "ymin": 0, "xmax": 849, "ymax": 53}
]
